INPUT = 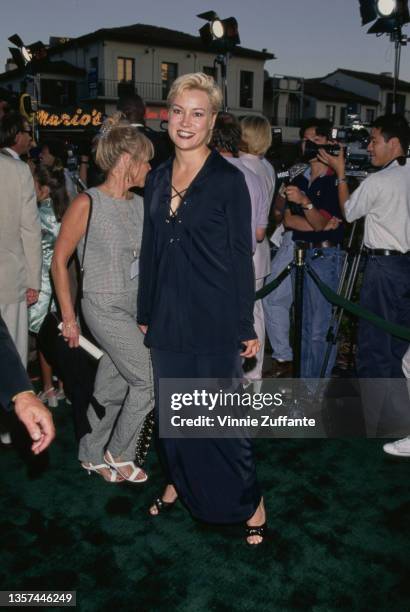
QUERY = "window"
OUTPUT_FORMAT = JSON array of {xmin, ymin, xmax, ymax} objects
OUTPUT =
[
  {"xmin": 203, "ymin": 66, "xmax": 217, "ymax": 80},
  {"xmin": 117, "ymin": 57, "xmax": 134, "ymax": 83},
  {"xmin": 326, "ymin": 105, "xmax": 336, "ymax": 123},
  {"xmin": 90, "ymin": 57, "xmax": 98, "ymax": 75},
  {"xmin": 340, "ymin": 107, "xmax": 347, "ymax": 126},
  {"xmin": 88, "ymin": 57, "xmax": 99, "ymax": 95},
  {"xmin": 286, "ymin": 93, "xmax": 300, "ymax": 126},
  {"xmin": 386, "ymin": 93, "xmax": 405, "ymax": 115},
  {"xmin": 161, "ymin": 62, "xmax": 178, "ymax": 100},
  {"xmin": 41, "ymin": 79, "xmax": 77, "ymax": 106},
  {"xmin": 365, "ymin": 108, "xmax": 375, "ymax": 124},
  {"xmin": 240, "ymin": 71, "xmax": 254, "ymax": 108}
]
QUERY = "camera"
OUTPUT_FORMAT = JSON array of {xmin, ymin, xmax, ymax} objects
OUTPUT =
[
  {"xmin": 302, "ymin": 140, "xmax": 344, "ymax": 162},
  {"xmin": 302, "ymin": 139, "xmax": 371, "ymax": 178}
]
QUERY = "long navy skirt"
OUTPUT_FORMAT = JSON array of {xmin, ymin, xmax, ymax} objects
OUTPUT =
[{"xmin": 151, "ymin": 348, "xmax": 261, "ymax": 524}]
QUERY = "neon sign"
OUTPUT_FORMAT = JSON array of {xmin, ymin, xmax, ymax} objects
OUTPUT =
[
  {"xmin": 37, "ymin": 108, "xmax": 103, "ymax": 128},
  {"xmin": 145, "ymin": 107, "xmax": 169, "ymax": 121}
]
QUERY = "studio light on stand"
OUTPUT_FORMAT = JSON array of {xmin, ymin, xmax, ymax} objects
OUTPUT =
[
  {"xmin": 359, "ymin": 0, "xmax": 410, "ymax": 111},
  {"xmin": 8, "ymin": 34, "xmax": 46, "ymax": 140},
  {"xmin": 197, "ymin": 11, "xmax": 240, "ymax": 111}
]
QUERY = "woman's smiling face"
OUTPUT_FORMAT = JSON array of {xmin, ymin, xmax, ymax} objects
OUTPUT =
[{"xmin": 168, "ymin": 88, "xmax": 216, "ymax": 153}]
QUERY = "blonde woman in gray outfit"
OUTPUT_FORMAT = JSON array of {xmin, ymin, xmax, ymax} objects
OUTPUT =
[{"xmin": 52, "ymin": 114, "xmax": 154, "ymax": 483}]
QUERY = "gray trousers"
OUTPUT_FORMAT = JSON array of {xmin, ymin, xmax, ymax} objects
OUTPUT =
[{"xmin": 78, "ymin": 291, "xmax": 154, "ymax": 465}]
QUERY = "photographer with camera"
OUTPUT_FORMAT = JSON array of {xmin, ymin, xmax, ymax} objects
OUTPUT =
[
  {"xmin": 283, "ymin": 118, "xmax": 345, "ymax": 380},
  {"xmin": 263, "ymin": 119, "xmax": 323, "ymax": 378},
  {"xmin": 321, "ymin": 114, "xmax": 410, "ymax": 444}
]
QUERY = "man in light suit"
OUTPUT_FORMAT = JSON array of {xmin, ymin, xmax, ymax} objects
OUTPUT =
[
  {"xmin": 0, "ymin": 110, "xmax": 33, "ymax": 160},
  {"xmin": 0, "ymin": 133, "xmax": 42, "ymax": 444},
  {"xmin": 0, "ymin": 147, "xmax": 42, "ymax": 363}
]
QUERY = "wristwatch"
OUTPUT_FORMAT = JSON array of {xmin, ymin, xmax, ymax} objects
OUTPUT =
[{"xmin": 302, "ymin": 202, "xmax": 314, "ymax": 211}]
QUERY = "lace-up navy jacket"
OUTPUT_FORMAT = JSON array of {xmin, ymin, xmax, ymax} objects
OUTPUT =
[{"xmin": 137, "ymin": 149, "xmax": 257, "ymax": 355}]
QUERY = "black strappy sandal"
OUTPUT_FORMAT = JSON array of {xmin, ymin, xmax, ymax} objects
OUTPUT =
[
  {"xmin": 245, "ymin": 522, "xmax": 268, "ymax": 545},
  {"xmin": 149, "ymin": 497, "xmax": 177, "ymax": 516}
]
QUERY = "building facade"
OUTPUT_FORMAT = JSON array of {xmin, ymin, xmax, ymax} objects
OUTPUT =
[
  {"xmin": 0, "ymin": 24, "xmax": 274, "ymax": 130},
  {"xmin": 322, "ymin": 69, "xmax": 410, "ymax": 121}
]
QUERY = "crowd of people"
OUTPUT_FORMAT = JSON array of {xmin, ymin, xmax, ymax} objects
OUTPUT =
[{"xmin": 1, "ymin": 72, "xmax": 410, "ymax": 548}]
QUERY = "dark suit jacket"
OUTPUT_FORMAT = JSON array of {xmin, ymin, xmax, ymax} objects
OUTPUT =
[
  {"xmin": 137, "ymin": 149, "xmax": 256, "ymax": 355},
  {"xmin": 0, "ymin": 314, "xmax": 33, "ymax": 410}
]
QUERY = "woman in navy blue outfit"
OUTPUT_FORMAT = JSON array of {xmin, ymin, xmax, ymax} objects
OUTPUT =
[{"xmin": 137, "ymin": 73, "xmax": 267, "ymax": 544}]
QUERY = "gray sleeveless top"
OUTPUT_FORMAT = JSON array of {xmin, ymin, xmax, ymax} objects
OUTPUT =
[{"xmin": 78, "ymin": 187, "xmax": 144, "ymax": 294}]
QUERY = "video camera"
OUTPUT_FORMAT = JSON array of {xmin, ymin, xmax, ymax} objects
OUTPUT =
[
  {"xmin": 302, "ymin": 140, "xmax": 370, "ymax": 179},
  {"xmin": 302, "ymin": 140, "xmax": 344, "ymax": 162}
]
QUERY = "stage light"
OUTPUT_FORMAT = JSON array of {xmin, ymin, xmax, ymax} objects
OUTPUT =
[
  {"xmin": 377, "ymin": 0, "xmax": 396, "ymax": 16},
  {"xmin": 197, "ymin": 11, "xmax": 240, "ymax": 51},
  {"xmin": 21, "ymin": 47, "xmax": 33, "ymax": 63},
  {"xmin": 211, "ymin": 19, "xmax": 224, "ymax": 39},
  {"xmin": 197, "ymin": 11, "xmax": 240, "ymax": 111},
  {"xmin": 358, "ymin": 0, "xmax": 410, "ymax": 111},
  {"xmin": 359, "ymin": 0, "xmax": 409, "ymax": 32}
]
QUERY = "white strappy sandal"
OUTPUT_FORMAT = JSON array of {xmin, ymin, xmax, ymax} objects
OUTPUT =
[
  {"xmin": 81, "ymin": 461, "xmax": 124, "ymax": 483},
  {"xmin": 104, "ymin": 450, "xmax": 148, "ymax": 483}
]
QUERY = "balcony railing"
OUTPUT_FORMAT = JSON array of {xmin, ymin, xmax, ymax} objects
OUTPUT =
[{"xmin": 79, "ymin": 79, "xmax": 164, "ymax": 102}]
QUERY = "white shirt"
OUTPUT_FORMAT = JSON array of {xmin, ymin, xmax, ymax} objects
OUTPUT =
[
  {"xmin": 225, "ymin": 156, "xmax": 271, "ymax": 279},
  {"xmin": 3, "ymin": 147, "xmax": 20, "ymax": 160},
  {"xmin": 345, "ymin": 161, "xmax": 410, "ymax": 252},
  {"xmin": 240, "ymin": 153, "xmax": 276, "ymax": 205}
]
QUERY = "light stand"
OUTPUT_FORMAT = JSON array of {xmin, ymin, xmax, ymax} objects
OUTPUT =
[
  {"xmin": 391, "ymin": 26, "xmax": 408, "ymax": 111},
  {"xmin": 214, "ymin": 54, "xmax": 229, "ymax": 111},
  {"xmin": 197, "ymin": 11, "xmax": 240, "ymax": 112},
  {"xmin": 359, "ymin": 0, "xmax": 410, "ymax": 112},
  {"xmin": 8, "ymin": 34, "xmax": 45, "ymax": 142}
]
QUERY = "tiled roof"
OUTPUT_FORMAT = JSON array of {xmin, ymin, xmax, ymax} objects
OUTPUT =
[
  {"xmin": 304, "ymin": 79, "xmax": 379, "ymax": 105},
  {"xmin": 0, "ymin": 60, "xmax": 86, "ymax": 82},
  {"xmin": 325, "ymin": 68, "xmax": 410, "ymax": 93}
]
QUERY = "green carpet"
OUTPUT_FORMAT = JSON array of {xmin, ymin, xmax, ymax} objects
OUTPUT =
[{"xmin": 1, "ymin": 405, "xmax": 409, "ymax": 612}]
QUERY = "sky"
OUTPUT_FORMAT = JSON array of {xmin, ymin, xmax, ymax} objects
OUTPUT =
[{"xmin": 1, "ymin": 0, "xmax": 410, "ymax": 81}]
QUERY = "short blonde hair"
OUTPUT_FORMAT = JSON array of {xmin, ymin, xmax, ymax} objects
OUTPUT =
[
  {"xmin": 167, "ymin": 72, "xmax": 222, "ymax": 114},
  {"xmin": 96, "ymin": 112, "xmax": 154, "ymax": 172},
  {"xmin": 240, "ymin": 115, "xmax": 272, "ymax": 156}
]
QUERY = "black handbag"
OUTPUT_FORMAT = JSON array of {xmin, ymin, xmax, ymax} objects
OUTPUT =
[{"xmin": 135, "ymin": 410, "xmax": 155, "ymax": 466}]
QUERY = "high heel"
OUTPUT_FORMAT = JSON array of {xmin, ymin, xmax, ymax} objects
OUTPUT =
[
  {"xmin": 81, "ymin": 461, "xmax": 124, "ymax": 483},
  {"xmin": 104, "ymin": 450, "xmax": 148, "ymax": 483},
  {"xmin": 245, "ymin": 522, "xmax": 268, "ymax": 545},
  {"xmin": 149, "ymin": 496, "xmax": 177, "ymax": 516}
]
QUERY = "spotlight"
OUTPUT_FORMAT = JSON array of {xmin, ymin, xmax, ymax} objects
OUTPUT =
[
  {"xmin": 8, "ymin": 34, "xmax": 46, "ymax": 70},
  {"xmin": 211, "ymin": 19, "xmax": 224, "ymax": 39},
  {"xmin": 197, "ymin": 11, "xmax": 240, "ymax": 111},
  {"xmin": 358, "ymin": 0, "xmax": 410, "ymax": 112},
  {"xmin": 377, "ymin": 0, "xmax": 397, "ymax": 16},
  {"xmin": 359, "ymin": 0, "xmax": 409, "ymax": 32},
  {"xmin": 8, "ymin": 33, "xmax": 33, "ymax": 66},
  {"xmin": 197, "ymin": 11, "xmax": 240, "ymax": 51}
]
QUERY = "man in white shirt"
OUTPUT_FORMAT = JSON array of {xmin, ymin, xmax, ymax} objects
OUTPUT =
[{"xmin": 322, "ymin": 114, "xmax": 410, "ymax": 437}]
